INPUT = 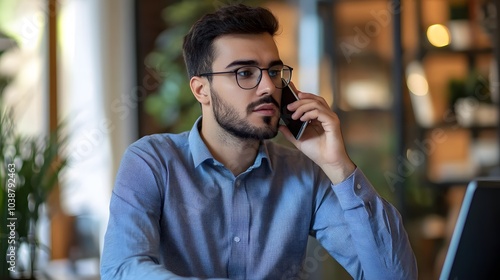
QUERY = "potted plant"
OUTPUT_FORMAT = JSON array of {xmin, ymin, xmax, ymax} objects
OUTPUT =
[
  {"xmin": 0, "ymin": 106, "xmax": 68, "ymax": 279},
  {"xmin": 448, "ymin": 71, "xmax": 494, "ymax": 126}
]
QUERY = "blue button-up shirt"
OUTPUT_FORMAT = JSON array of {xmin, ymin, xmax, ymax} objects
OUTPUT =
[{"xmin": 101, "ymin": 118, "xmax": 417, "ymax": 279}]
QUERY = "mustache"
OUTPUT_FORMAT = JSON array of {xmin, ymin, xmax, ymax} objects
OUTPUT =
[{"xmin": 247, "ymin": 95, "xmax": 280, "ymax": 113}]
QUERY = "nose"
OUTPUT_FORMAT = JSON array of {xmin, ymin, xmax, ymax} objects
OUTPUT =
[{"xmin": 256, "ymin": 70, "xmax": 276, "ymax": 96}]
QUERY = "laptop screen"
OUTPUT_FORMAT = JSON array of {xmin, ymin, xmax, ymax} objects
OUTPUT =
[{"xmin": 439, "ymin": 179, "xmax": 500, "ymax": 280}]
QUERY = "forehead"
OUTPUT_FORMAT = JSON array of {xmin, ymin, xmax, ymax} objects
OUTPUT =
[{"xmin": 212, "ymin": 33, "xmax": 280, "ymax": 68}]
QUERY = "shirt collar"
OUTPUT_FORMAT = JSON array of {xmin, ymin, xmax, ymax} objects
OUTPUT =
[
  {"xmin": 188, "ymin": 116, "xmax": 273, "ymax": 172},
  {"xmin": 189, "ymin": 117, "xmax": 213, "ymax": 168}
]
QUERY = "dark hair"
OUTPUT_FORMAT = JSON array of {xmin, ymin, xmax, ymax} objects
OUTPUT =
[{"xmin": 182, "ymin": 4, "xmax": 279, "ymax": 79}]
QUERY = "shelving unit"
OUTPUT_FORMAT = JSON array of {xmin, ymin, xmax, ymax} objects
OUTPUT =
[
  {"xmin": 412, "ymin": 0, "xmax": 500, "ymax": 278},
  {"xmin": 317, "ymin": 0, "xmax": 409, "ymax": 214},
  {"xmin": 413, "ymin": 0, "xmax": 499, "ymax": 187}
]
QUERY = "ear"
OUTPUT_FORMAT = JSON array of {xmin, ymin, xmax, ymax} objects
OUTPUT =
[{"xmin": 190, "ymin": 76, "xmax": 210, "ymax": 105}]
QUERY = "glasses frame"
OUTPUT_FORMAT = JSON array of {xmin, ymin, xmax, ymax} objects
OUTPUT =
[{"xmin": 197, "ymin": 65, "xmax": 293, "ymax": 90}]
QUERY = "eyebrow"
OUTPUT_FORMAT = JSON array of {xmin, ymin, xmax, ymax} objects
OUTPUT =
[{"xmin": 225, "ymin": 59, "xmax": 284, "ymax": 69}]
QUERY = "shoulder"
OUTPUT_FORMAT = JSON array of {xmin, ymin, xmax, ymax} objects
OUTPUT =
[
  {"xmin": 131, "ymin": 131, "xmax": 189, "ymax": 151},
  {"xmin": 124, "ymin": 131, "xmax": 190, "ymax": 164}
]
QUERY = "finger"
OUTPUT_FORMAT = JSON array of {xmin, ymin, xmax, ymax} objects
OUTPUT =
[
  {"xmin": 287, "ymin": 97, "xmax": 321, "ymax": 111},
  {"xmin": 286, "ymin": 83, "xmax": 329, "ymax": 108},
  {"xmin": 296, "ymin": 92, "xmax": 329, "ymax": 108},
  {"xmin": 287, "ymin": 95, "xmax": 329, "ymax": 114},
  {"xmin": 298, "ymin": 107, "xmax": 341, "ymax": 135},
  {"xmin": 291, "ymin": 100, "xmax": 331, "ymax": 120},
  {"xmin": 299, "ymin": 109, "xmax": 321, "ymax": 122}
]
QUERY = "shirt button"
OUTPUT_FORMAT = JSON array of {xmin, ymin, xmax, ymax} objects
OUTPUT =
[
  {"xmin": 233, "ymin": 236, "xmax": 241, "ymax": 243},
  {"xmin": 356, "ymin": 184, "xmax": 362, "ymax": 190},
  {"xmin": 235, "ymin": 181, "xmax": 241, "ymax": 187}
]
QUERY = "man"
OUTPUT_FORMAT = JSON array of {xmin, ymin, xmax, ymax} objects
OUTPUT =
[{"xmin": 101, "ymin": 4, "xmax": 417, "ymax": 280}]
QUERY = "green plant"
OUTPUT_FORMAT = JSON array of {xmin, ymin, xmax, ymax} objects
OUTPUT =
[
  {"xmin": 448, "ymin": 70, "xmax": 492, "ymax": 112},
  {"xmin": 0, "ymin": 107, "xmax": 68, "ymax": 279}
]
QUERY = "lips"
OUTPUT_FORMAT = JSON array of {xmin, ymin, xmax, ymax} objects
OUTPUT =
[
  {"xmin": 253, "ymin": 104, "xmax": 277, "ymax": 116},
  {"xmin": 254, "ymin": 104, "xmax": 276, "ymax": 111}
]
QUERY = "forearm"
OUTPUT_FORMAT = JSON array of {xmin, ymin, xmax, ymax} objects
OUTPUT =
[
  {"xmin": 101, "ymin": 193, "xmax": 174, "ymax": 280},
  {"xmin": 101, "ymin": 194, "xmax": 230, "ymax": 280},
  {"xmin": 101, "ymin": 259, "xmax": 230, "ymax": 280},
  {"xmin": 101, "ymin": 257, "xmax": 191, "ymax": 280},
  {"xmin": 332, "ymin": 169, "xmax": 418, "ymax": 280},
  {"xmin": 319, "ymin": 160, "xmax": 356, "ymax": 185}
]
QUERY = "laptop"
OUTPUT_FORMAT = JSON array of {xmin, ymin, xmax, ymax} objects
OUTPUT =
[{"xmin": 439, "ymin": 179, "xmax": 500, "ymax": 280}]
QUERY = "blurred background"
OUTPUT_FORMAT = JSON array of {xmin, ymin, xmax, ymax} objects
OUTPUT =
[{"xmin": 0, "ymin": 0, "xmax": 498, "ymax": 279}]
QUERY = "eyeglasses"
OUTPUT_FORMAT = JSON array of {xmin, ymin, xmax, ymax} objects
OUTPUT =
[{"xmin": 197, "ymin": 65, "xmax": 293, "ymax": 90}]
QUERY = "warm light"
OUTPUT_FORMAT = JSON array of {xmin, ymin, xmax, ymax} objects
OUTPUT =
[
  {"xmin": 427, "ymin": 24, "xmax": 451, "ymax": 47},
  {"xmin": 406, "ymin": 61, "xmax": 429, "ymax": 96},
  {"xmin": 407, "ymin": 73, "xmax": 429, "ymax": 96},
  {"xmin": 406, "ymin": 61, "xmax": 435, "ymax": 127}
]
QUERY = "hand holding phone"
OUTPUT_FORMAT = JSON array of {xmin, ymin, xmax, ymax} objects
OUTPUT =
[{"xmin": 280, "ymin": 84, "xmax": 308, "ymax": 140}]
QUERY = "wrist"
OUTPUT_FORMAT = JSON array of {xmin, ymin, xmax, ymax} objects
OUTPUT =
[{"xmin": 321, "ymin": 160, "xmax": 356, "ymax": 185}]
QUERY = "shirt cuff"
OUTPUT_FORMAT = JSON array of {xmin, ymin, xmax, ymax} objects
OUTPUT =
[{"xmin": 331, "ymin": 168, "xmax": 379, "ymax": 210}]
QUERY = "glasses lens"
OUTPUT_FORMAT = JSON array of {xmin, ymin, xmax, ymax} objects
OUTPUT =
[
  {"xmin": 236, "ymin": 66, "xmax": 261, "ymax": 89},
  {"xmin": 235, "ymin": 65, "xmax": 292, "ymax": 89}
]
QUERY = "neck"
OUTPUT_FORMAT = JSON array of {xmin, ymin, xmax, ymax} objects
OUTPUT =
[{"xmin": 200, "ymin": 121, "xmax": 260, "ymax": 176}]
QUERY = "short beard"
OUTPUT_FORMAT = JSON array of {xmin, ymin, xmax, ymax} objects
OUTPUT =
[{"xmin": 211, "ymin": 85, "xmax": 279, "ymax": 141}]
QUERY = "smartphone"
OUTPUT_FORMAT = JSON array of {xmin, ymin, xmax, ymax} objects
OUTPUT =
[{"xmin": 280, "ymin": 84, "xmax": 308, "ymax": 139}]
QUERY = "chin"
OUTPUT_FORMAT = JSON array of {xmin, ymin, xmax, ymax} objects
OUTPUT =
[{"xmin": 255, "ymin": 117, "xmax": 279, "ymax": 140}]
